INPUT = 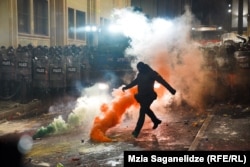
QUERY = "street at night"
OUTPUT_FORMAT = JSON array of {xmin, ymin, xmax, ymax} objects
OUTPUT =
[
  {"xmin": 1, "ymin": 0, "xmax": 250, "ymax": 167},
  {"xmin": 0, "ymin": 95, "xmax": 249, "ymax": 166}
]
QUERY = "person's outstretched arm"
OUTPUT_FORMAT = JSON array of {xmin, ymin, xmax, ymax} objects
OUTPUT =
[
  {"xmin": 122, "ymin": 78, "xmax": 138, "ymax": 91},
  {"xmin": 154, "ymin": 72, "xmax": 176, "ymax": 95}
]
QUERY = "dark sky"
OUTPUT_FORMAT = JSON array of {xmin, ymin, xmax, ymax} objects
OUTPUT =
[
  {"xmin": 131, "ymin": 0, "xmax": 230, "ymax": 27},
  {"xmin": 191, "ymin": 0, "xmax": 229, "ymax": 26}
]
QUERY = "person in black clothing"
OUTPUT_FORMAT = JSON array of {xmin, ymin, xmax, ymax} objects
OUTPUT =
[{"xmin": 122, "ymin": 62, "xmax": 176, "ymax": 138}]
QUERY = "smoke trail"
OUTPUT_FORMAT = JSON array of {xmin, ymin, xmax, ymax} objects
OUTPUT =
[
  {"xmin": 33, "ymin": 83, "xmax": 111, "ymax": 139},
  {"xmin": 90, "ymin": 87, "xmax": 138, "ymax": 142},
  {"xmin": 89, "ymin": 7, "xmax": 213, "ymax": 142}
]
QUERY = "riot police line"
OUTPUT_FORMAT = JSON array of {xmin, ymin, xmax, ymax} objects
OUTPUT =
[
  {"xmin": 0, "ymin": 44, "xmax": 133, "ymax": 103},
  {"xmin": 200, "ymin": 38, "xmax": 250, "ymax": 75},
  {"xmin": 199, "ymin": 38, "xmax": 250, "ymax": 104},
  {"xmin": 1, "ymin": 40, "xmax": 248, "ymax": 104}
]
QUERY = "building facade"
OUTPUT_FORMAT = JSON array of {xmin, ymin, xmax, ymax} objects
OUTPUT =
[
  {"xmin": 0, "ymin": 0, "xmax": 130, "ymax": 47},
  {"xmin": 1, "ymin": 0, "xmax": 249, "ymax": 48}
]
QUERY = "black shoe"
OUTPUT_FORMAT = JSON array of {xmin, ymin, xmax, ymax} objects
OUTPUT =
[
  {"xmin": 153, "ymin": 120, "xmax": 162, "ymax": 129},
  {"xmin": 132, "ymin": 131, "xmax": 139, "ymax": 138}
]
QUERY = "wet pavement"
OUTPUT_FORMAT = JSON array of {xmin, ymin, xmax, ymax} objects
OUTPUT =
[
  {"xmin": 24, "ymin": 108, "xmax": 205, "ymax": 167},
  {"xmin": 0, "ymin": 98, "xmax": 250, "ymax": 167},
  {"xmin": 194, "ymin": 104, "xmax": 250, "ymax": 151}
]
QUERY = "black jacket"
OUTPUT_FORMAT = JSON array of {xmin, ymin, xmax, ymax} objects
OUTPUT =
[{"xmin": 123, "ymin": 69, "xmax": 176, "ymax": 96}]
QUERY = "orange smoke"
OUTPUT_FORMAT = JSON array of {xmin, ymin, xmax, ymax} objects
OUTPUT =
[
  {"xmin": 90, "ymin": 62, "xmax": 173, "ymax": 142},
  {"xmin": 90, "ymin": 87, "xmax": 138, "ymax": 142},
  {"xmin": 89, "ymin": 84, "xmax": 169, "ymax": 142}
]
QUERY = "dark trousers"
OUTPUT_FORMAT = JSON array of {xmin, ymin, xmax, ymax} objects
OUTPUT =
[{"xmin": 134, "ymin": 97, "xmax": 160, "ymax": 134}]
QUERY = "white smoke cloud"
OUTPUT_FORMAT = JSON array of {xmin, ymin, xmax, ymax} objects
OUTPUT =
[
  {"xmin": 67, "ymin": 83, "xmax": 112, "ymax": 130},
  {"xmin": 110, "ymin": 6, "xmax": 209, "ymax": 111},
  {"xmin": 110, "ymin": 7, "xmax": 194, "ymax": 61}
]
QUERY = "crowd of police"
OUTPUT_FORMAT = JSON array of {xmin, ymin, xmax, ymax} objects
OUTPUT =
[
  {"xmin": 1, "ymin": 38, "xmax": 248, "ymax": 104},
  {"xmin": 0, "ymin": 44, "xmax": 133, "ymax": 103},
  {"xmin": 0, "ymin": 44, "xmax": 88, "ymax": 103},
  {"xmin": 201, "ymin": 37, "xmax": 250, "ymax": 103}
]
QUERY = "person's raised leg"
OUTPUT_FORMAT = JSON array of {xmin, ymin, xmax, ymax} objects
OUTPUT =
[{"xmin": 145, "ymin": 108, "xmax": 161, "ymax": 129}]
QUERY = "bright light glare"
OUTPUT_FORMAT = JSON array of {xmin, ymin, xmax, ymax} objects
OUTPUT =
[
  {"xmin": 85, "ymin": 26, "xmax": 91, "ymax": 31},
  {"xmin": 98, "ymin": 83, "xmax": 109, "ymax": 90},
  {"xmin": 91, "ymin": 26, "xmax": 97, "ymax": 32},
  {"xmin": 18, "ymin": 135, "xmax": 33, "ymax": 154},
  {"xmin": 85, "ymin": 25, "xmax": 97, "ymax": 32}
]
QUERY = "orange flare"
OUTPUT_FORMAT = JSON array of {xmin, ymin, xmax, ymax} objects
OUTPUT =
[{"xmin": 90, "ymin": 87, "xmax": 138, "ymax": 142}]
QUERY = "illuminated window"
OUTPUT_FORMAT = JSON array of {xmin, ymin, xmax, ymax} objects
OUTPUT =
[
  {"xmin": 17, "ymin": 0, "xmax": 30, "ymax": 33},
  {"xmin": 68, "ymin": 8, "xmax": 74, "ymax": 39},
  {"xmin": 68, "ymin": 8, "xmax": 86, "ymax": 40},
  {"xmin": 33, "ymin": 0, "xmax": 48, "ymax": 35},
  {"xmin": 76, "ymin": 10, "xmax": 85, "ymax": 40}
]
